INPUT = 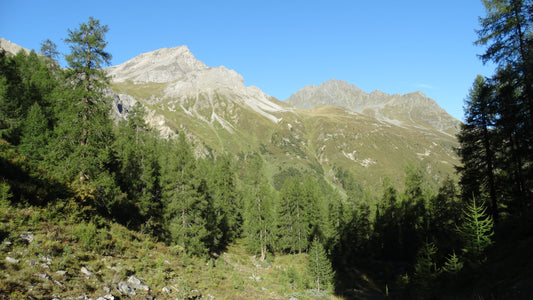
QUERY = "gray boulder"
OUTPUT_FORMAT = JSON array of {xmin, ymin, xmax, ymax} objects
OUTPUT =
[
  {"xmin": 117, "ymin": 281, "xmax": 136, "ymax": 296},
  {"xmin": 19, "ymin": 232, "xmax": 34, "ymax": 243},
  {"xmin": 127, "ymin": 275, "xmax": 149, "ymax": 291},
  {"xmin": 5, "ymin": 256, "xmax": 19, "ymax": 264}
]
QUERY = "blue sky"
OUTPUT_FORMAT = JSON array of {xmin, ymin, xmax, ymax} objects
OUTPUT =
[{"xmin": 1, "ymin": 0, "xmax": 495, "ymax": 120}]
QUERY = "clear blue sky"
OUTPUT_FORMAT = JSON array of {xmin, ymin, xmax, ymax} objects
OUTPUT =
[{"xmin": 1, "ymin": 0, "xmax": 495, "ymax": 120}]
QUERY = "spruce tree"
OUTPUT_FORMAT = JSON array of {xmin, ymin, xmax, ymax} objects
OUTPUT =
[
  {"xmin": 211, "ymin": 153, "xmax": 242, "ymax": 245},
  {"xmin": 457, "ymin": 75, "xmax": 499, "ymax": 221},
  {"xmin": 162, "ymin": 134, "xmax": 214, "ymax": 256},
  {"xmin": 19, "ymin": 102, "xmax": 48, "ymax": 162},
  {"xmin": 308, "ymin": 237, "xmax": 334, "ymax": 293},
  {"xmin": 412, "ymin": 241, "xmax": 439, "ymax": 298},
  {"xmin": 242, "ymin": 154, "xmax": 275, "ymax": 261},
  {"xmin": 277, "ymin": 177, "xmax": 310, "ymax": 254}
]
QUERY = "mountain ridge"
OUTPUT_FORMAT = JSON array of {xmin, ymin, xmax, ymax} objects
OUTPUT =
[
  {"xmin": 286, "ymin": 79, "xmax": 460, "ymax": 134},
  {"xmin": 1, "ymin": 40, "xmax": 461, "ymax": 191}
]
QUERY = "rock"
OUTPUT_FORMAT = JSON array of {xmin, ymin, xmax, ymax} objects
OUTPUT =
[
  {"xmin": 96, "ymin": 295, "xmax": 114, "ymax": 300},
  {"xmin": 19, "ymin": 232, "xmax": 34, "ymax": 243},
  {"xmin": 41, "ymin": 254, "xmax": 52, "ymax": 263},
  {"xmin": 41, "ymin": 263, "xmax": 50, "ymax": 269},
  {"xmin": 2, "ymin": 240, "xmax": 12, "ymax": 247},
  {"xmin": 80, "ymin": 266, "xmax": 95, "ymax": 277},
  {"xmin": 117, "ymin": 281, "xmax": 136, "ymax": 296},
  {"xmin": 56, "ymin": 270, "xmax": 67, "ymax": 276},
  {"xmin": 5, "ymin": 256, "xmax": 19, "ymax": 264},
  {"xmin": 162, "ymin": 286, "xmax": 171, "ymax": 293},
  {"xmin": 127, "ymin": 275, "xmax": 149, "ymax": 291},
  {"xmin": 34, "ymin": 273, "xmax": 52, "ymax": 280},
  {"xmin": 26, "ymin": 259, "xmax": 37, "ymax": 267}
]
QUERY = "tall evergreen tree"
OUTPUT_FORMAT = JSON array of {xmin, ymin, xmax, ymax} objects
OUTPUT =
[
  {"xmin": 47, "ymin": 17, "xmax": 118, "ymax": 212},
  {"xmin": 457, "ymin": 197, "xmax": 494, "ymax": 266},
  {"xmin": 374, "ymin": 177, "xmax": 402, "ymax": 260},
  {"xmin": 308, "ymin": 237, "xmax": 335, "ymax": 293},
  {"xmin": 457, "ymin": 75, "xmax": 499, "ymax": 221},
  {"xmin": 40, "ymin": 39, "xmax": 59, "ymax": 61},
  {"xmin": 162, "ymin": 134, "xmax": 216, "ymax": 256},
  {"xmin": 242, "ymin": 154, "xmax": 275, "ymax": 261},
  {"xmin": 114, "ymin": 103, "xmax": 163, "ymax": 232},
  {"xmin": 211, "ymin": 153, "xmax": 242, "ymax": 245},
  {"xmin": 277, "ymin": 177, "xmax": 310, "ymax": 254},
  {"xmin": 412, "ymin": 241, "xmax": 439, "ymax": 298},
  {"xmin": 19, "ymin": 102, "xmax": 48, "ymax": 162}
]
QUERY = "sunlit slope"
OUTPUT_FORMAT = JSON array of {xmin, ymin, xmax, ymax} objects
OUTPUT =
[{"xmin": 107, "ymin": 46, "xmax": 460, "ymax": 191}]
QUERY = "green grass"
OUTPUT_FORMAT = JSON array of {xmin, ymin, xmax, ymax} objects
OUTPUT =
[{"xmin": 0, "ymin": 203, "xmax": 342, "ymax": 299}]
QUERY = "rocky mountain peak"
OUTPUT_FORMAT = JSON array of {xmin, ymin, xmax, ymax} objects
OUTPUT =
[
  {"xmin": 286, "ymin": 79, "xmax": 460, "ymax": 134},
  {"xmin": 106, "ymin": 45, "xmax": 208, "ymax": 83},
  {"xmin": 0, "ymin": 38, "xmax": 32, "ymax": 55}
]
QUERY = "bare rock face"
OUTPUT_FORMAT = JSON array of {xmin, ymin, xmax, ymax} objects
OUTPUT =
[
  {"xmin": 106, "ymin": 45, "xmax": 293, "ymax": 132},
  {"xmin": 286, "ymin": 79, "xmax": 461, "ymax": 134},
  {"xmin": 0, "ymin": 38, "xmax": 32, "ymax": 55},
  {"xmin": 106, "ymin": 46, "xmax": 207, "ymax": 83}
]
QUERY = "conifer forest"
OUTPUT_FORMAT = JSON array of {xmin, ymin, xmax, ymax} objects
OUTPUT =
[{"xmin": 1, "ymin": 1, "xmax": 533, "ymax": 299}]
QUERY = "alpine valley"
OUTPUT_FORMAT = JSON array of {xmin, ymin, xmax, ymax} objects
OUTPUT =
[{"xmin": 106, "ymin": 45, "xmax": 461, "ymax": 192}]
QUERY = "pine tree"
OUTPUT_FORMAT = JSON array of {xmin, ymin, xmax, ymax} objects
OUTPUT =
[
  {"xmin": 457, "ymin": 197, "xmax": 494, "ymax": 266},
  {"xmin": 308, "ymin": 237, "xmax": 334, "ymax": 293}
]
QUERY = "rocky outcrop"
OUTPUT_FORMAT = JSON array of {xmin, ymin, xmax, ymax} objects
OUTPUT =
[
  {"xmin": 106, "ymin": 46, "xmax": 207, "ymax": 83},
  {"xmin": 0, "ymin": 38, "xmax": 32, "ymax": 55},
  {"xmin": 286, "ymin": 79, "xmax": 460, "ymax": 134}
]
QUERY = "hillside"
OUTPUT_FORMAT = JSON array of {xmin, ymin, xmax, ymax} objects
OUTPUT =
[{"xmin": 106, "ymin": 46, "xmax": 460, "ymax": 191}]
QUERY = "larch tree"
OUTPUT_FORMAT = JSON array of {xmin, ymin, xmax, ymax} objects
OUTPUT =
[
  {"xmin": 40, "ymin": 39, "xmax": 59, "ymax": 61},
  {"xmin": 457, "ymin": 197, "xmax": 494, "ymax": 266},
  {"xmin": 48, "ymin": 17, "xmax": 117, "ymax": 211}
]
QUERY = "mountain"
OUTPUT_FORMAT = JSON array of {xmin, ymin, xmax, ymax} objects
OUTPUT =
[
  {"xmin": 286, "ymin": 79, "xmax": 461, "ymax": 135},
  {"xmin": 0, "ymin": 38, "xmax": 33, "ymax": 55},
  {"xmin": 107, "ymin": 46, "xmax": 460, "ymax": 191}
]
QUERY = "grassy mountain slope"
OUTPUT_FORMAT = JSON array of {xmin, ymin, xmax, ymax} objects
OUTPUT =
[
  {"xmin": 107, "ymin": 47, "xmax": 460, "ymax": 194},
  {"xmin": 0, "ymin": 203, "xmax": 347, "ymax": 299}
]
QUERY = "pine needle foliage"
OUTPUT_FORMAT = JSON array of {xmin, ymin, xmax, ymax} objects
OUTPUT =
[{"xmin": 457, "ymin": 197, "xmax": 494, "ymax": 265}]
